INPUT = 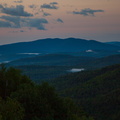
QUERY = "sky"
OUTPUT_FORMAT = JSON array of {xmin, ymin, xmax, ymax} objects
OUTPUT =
[{"xmin": 0, "ymin": 0, "xmax": 120, "ymax": 45}]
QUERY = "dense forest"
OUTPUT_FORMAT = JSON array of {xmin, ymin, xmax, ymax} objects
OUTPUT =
[
  {"xmin": 0, "ymin": 63, "xmax": 120, "ymax": 120},
  {"xmin": 50, "ymin": 64, "xmax": 120, "ymax": 120},
  {"xmin": 0, "ymin": 64, "xmax": 93, "ymax": 120}
]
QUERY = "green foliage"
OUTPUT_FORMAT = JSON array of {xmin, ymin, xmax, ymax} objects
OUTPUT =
[
  {"xmin": 12, "ymin": 82, "xmax": 90, "ymax": 120},
  {"xmin": 0, "ymin": 64, "xmax": 33, "ymax": 99},
  {"xmin": 51, "ymin": 64, "xmax": 120, "ymax": 120},
  {"xmin": 0, "ymin": 65, "xmax": 92, "ymax": 120},
  {"xmin": 0, "ymin": 97, "xmax": 24, "ymax": 120},
  {"xmin": 15, "ymin": 65, "xmax": 72, "ymax": 83}
]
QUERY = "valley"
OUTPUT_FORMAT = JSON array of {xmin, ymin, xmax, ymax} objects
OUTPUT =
[{"xmin": 0, "ymin": 38, "xmax": 120, "ymax": 120}]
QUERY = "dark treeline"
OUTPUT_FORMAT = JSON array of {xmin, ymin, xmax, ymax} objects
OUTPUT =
[{"xmin": 0, "ymin": 64, "xmax": 93, "ymax": 120}]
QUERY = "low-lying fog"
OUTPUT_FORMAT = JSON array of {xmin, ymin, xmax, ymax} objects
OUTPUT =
[{"xmin": 68, "ymin": 68, "xmax": 85, "ymax": 73}]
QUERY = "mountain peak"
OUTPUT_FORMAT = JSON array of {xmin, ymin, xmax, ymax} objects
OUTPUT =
[{"xmin": 0, "ymin": 38, "xmax": 120, "ymax": 62}]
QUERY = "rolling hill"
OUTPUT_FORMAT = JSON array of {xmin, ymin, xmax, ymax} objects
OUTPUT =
[
  {"xmin": 6, "ymin": 54, "xmax": 120, "ymax": 82},
  {"xmin": 8, "ymin": 54, "xmax": 95, "ymax": 66}
]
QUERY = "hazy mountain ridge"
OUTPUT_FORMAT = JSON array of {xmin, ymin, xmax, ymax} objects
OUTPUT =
[
  {"xmin": 0, "ymin": 38, "xmax": 120, "ymax": 54},
  {"xmin": 106, "ymin": 41, "xmax": 120, "ymax": 47},
  {"xmin": 0, "ymin": 38, "xmax": 120, "ymax": 63}
]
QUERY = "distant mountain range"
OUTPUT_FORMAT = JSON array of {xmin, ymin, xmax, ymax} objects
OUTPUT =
[
  {"xmin": 105, "ymin": 41, "xmax": 120, "ymax": 47},
  {"xmin": 0, "ymin": 38, "xmax": 120, "ymax": 63}
]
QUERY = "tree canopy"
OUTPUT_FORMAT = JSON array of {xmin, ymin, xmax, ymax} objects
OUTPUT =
[{"xmin": 0, "ymin": 65, "xmax": 93, "ymax": 120}]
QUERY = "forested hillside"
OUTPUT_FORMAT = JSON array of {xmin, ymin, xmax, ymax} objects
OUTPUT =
[
  {"xmin": 6, "ymin": 54, "xmax": 120, "ymax": 82},
  {"xmin": 8, "ymin": 54, "xmax": 95, "ymax": 66},
  {"xmin": 0, "ymin": 65, "xmax": 93, "ymax": 120},
  {"xmin": 0, "ymin": 63, "xmax": 120, "ymax": 120},
  {"xmin": 50, "ymin": 64, "xmax": 120, "ymax": 120}
]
